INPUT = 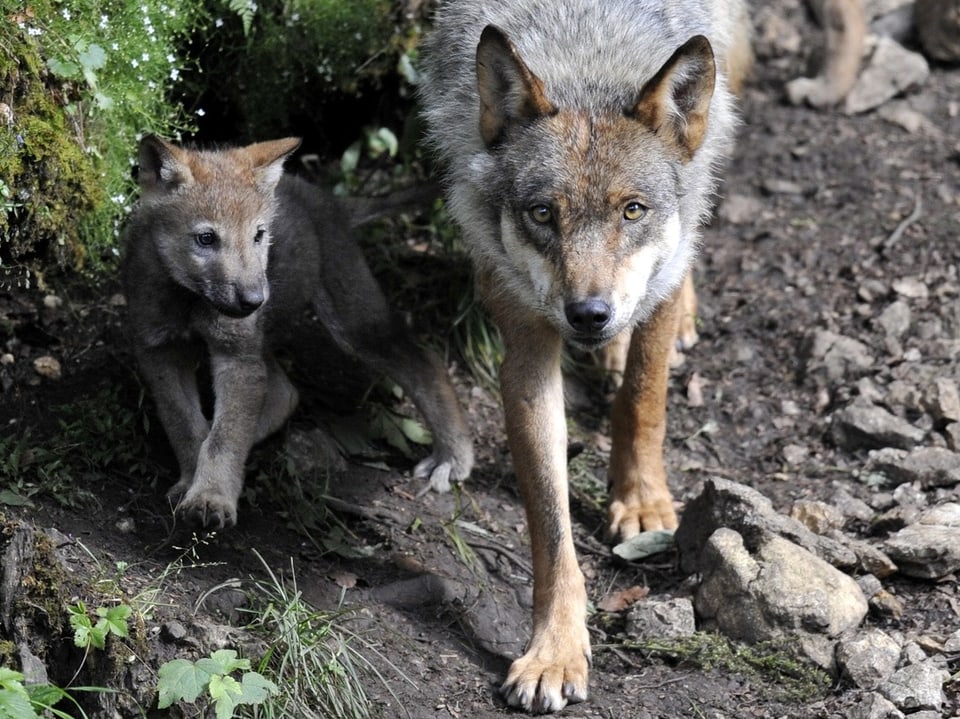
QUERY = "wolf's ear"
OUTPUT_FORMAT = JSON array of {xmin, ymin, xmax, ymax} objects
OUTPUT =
[
  {"xmin": 630, "ymin": 35, "xmax": 716, "ymax": 162},
  {"xmin": 476, "ymin": 25, "xmax": 556, "ymax": 147},
  {"xmin": 244, "ymin": 137, "xmax": 301, "ymax": 192},
  {"xmin": 137, "ymin": 135, "xmax": 193, "ymax": 193}
]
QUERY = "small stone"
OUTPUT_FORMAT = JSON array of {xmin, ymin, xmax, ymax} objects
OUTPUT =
[
  {"xmin": 161, "ymin": 621, "xmax": 188, "ymax": 642},
  {"xmin": 624, "ymin": 598, "xmax": 696, "ymax": 640},
  {"xmin": 790, "ymin": 500, "xmax": 845, "ymax": 534},
  {"xmin": 830, "ymin": 403, "xmax": 925, "ymax": 452},
  {"xmin": 0, "ymin": 353, "xmax": 13, "ymax": 366},
  {"xmin": 844, "ymin": 37, "xmax": 930, "ymax": 115},
  {"xmin": 32, "ymin": 356, "xmax": 62, "ymax": 380},
  {"xmin": 875, "ymin": 300, "xmax": 911, "ymax": 339},
  {"xmin": 891, "ymin": 276, "xmax": 930, "ymax": 300},
  {"xmin": 850, "ymin": 692, "xmax": 904, "ymax": 719}
]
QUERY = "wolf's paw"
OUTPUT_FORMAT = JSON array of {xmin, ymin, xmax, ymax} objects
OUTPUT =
[
  {"xmin": 501, "ymin": 627, "xmax": 591, "ymax": 714},
  {"xmin": 607, "ymin": 495, "xmax": 678, "ymax": 542},
  {"xmin": 413, "ymin": 441, "xmax": 474, "ymax": 496},
  {"xmin": 170, "ymin": 486, "xmax": 238, "ymax": 530}
]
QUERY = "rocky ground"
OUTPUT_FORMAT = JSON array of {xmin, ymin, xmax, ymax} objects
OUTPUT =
[{"xmin": 1, "ymin": 0, "xmax": 959, "ymax": 717}]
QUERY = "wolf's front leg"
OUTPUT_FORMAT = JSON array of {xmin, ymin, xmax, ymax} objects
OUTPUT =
[
  {"xmin": 136, "ymin": 344, "xmax": 210, "ymax": 494},
  {"xmin": 493, "ymin": 302, "xmax": 590, "ymax": 714},
  {"xmin": 175, "ymin": 351, "xmax": 267, "ymax": 529},
  {"xmin": 607, "ymin": 287, "xmax": 681, "ymax": 540}
]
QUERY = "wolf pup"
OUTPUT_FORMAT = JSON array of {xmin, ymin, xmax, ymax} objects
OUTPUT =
[
  {"xmin": 420, "ymin": 0, "xmax": 749, "ymax": 712},
  {"xmin": 121, "ymin": 136, "xmax": 473, "ymax": 529}
]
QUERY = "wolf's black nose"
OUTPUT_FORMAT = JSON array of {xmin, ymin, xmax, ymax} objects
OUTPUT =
[
  {"xmin": 237, "ymin": 289, "xmax": 264, "ymax": 314},
  {"xmin": 565, "ymin": 299, "xmax": 612, "ymax": 334}
]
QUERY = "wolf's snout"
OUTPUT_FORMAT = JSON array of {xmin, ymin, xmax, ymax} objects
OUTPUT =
[
  {"xmin": 565, "ymin": 298, "xmax": 612, "ymax": 335},
  {"xmin": 237, "ymin": 288, "xmax": 264, "ymax": 314}
]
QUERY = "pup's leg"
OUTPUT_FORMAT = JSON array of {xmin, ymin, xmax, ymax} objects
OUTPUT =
[
  {"xmin": 786, "ymin": 0, "xmax": 866, "ymax": 107},
  {"xmin": 175, "ymin": 351, "xmax": 267, "ymax": 528},
  {"xmin": 607, "ymin": 286, "xmax": 682, "ymax": 540},
  {"xmin": 136, "ymin": 343, "xmax": 210, "ymax": 496},
  {"xmin": 313, "ymin": 243, "xmax": 473, "ymax": 492},
  {"xmin": 485, "ymin": 283, "xmax": 590, "ymax": 714}
]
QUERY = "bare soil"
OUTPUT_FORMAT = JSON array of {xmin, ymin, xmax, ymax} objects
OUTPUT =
[{"xmin": 1, "ymin": 2, "xmax": 959, "ymax": 717}]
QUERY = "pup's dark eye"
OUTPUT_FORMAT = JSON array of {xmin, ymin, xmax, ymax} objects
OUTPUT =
[
  {"xmin": 254, "ymin": 227, "xmax": 266, "ymax": 244},
  {"xmin": 195, "ymin": 231, "xmax": 217, "ymax": 247},
  {"xmin": 529, "ymin": 204, "xmax": 553, "ymax": 224},
  {"xmin": 623, "ymin": 201, "xmax": 647, "ymax": 221}
]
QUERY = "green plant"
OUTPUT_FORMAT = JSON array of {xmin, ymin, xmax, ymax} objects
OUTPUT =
[
  {"xmin": 68, "ymin": 601, "xmax": 131, "ymax": 652},
  {"xmin": 1, "ymin": 0, "xmax": 203, "ymax": 282},
  {"xmin": 240, "ymin": 551, "xmax": 407, "ymax": 719},
  {"xmin": 157, "ymin": 649, "xmax": 277, "ymax": 718}
]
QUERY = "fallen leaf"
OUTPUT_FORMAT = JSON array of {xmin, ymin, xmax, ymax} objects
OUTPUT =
[{"xmin": 596, "ymin": 585, "xmax": 649, "ymax": 612}]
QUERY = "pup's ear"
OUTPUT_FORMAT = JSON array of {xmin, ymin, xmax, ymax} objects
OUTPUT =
[
  {"xmin": 243, "ymin": 137, "xmax": 301, "ymax": 192},
  {"xmin": 137, "ymin": 135, "xmax": 193, "ymax": 193},
  {"xmin": 476, "ymin": 25, "xmax": 556, "ymax": 147},
  {"xmin": 630, "ymin": 35, "xmax": 716, "ymax": 162}
]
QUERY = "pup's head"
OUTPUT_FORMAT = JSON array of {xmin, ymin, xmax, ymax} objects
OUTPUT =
[
  {"xmin": 473, "ymin": 27, "xmax": 716, "ymax": 348},
  {"xmin": 135, "ymin": 135, "xmax": 300, "ymax": 318}
]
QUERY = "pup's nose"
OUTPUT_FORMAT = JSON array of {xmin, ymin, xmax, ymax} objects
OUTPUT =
[
  {"xmin": 237, "ymin": 288, "xmax": 264, "ymax": 314},
  {"xmin": 565, "ymin": 298, "xmax": 612, "ymax": 334}
]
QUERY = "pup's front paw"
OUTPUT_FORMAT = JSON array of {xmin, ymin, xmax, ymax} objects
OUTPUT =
[
  {"xmin": 608, "ymin": 493, "xmax": 678, "ymax": 541},
  {"xmin": 413, "ymin": 441, "xmax": 474, "ymax": 495},
  {"xmin": 170, "ymin": 485, "xmax": 238, "ymax": 530},
  {"xmin": 501, "ymin": 625, "xmax": 591, "ymax": 714}
]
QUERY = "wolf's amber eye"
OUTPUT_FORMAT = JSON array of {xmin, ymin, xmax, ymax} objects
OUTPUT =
[
  {"xmin": 254, "ymin": 227, "xmax": 266, "ymax": 244},
  {"xmin": 529, "ymin": 204, "xmax": 552, "ymax": 224},
  {"xmin": 195, "ymin": 231, "xmax": 217, "ymax": 247},
  {"xmin": 623, "ymin": 201, "xmax": 647, "ymax": 221}
]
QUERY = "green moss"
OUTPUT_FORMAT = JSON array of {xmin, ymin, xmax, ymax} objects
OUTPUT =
[{"xmin": 619, "ymin": 632, "xmax": 833, "ymax": 703}]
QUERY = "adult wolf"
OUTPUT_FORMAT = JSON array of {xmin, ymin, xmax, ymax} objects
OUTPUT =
[
  {"xmin": 122, "ymin": 136, "xmax": 473, "ymax": 529},
  {"xmin": 420, "ymin": 0, "xmax": 749, "ymax": 711}
]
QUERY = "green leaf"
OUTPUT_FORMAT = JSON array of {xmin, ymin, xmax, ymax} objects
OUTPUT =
[
  {"xmin": 237, "ymin": 671, "xmax": 277, "ymax": 705},
  {"xmin": 612, "ymin": 530, "xmax": 676, "ymax": 561},
  {"xmin": 156, "ymin": 658, "xmax": 214, "ymax": 707},
  {"xmin": 0, "ymin": 490, "xmax": 33, "ymax": 508},
  {"xmin": 77, "ymin": 43, "xmax": 106, "ymax": 72},
  {"xmin": 198, "ymin": 649, "xmax": 249, "ymax": 676},
  {"xmin": 209, "ymin": 674, "xmax": 241, "ymax": 719},
  {"xmin": 0, "ymin": 686, "xmax": 39, "ymax": 718},
  {"xmin": 46, "ymin": 57, "xmax": 81, "ymax": 79},
  {"xmin": 96, "ymin": 605, "xmax": 131, "ymax": 638}
]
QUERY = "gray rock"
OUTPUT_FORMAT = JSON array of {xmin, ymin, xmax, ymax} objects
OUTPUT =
[
  {"xmin": 944, "ymin": 629, "xmax": 960, "ymax": 652},
  {"xmin": 878, "ymin": 660, "xmax": 947, "ymax": 712},
  {"xmin": 882, "ymin": 503, "xmax": 960, "ymax": 578},
  {"xmin": 836, "ymin": 629, "xmax": 901, "ymax": 689},
  {"xmin": 676, "ymin": 478, "xmax": 857, "ymax": 573},
  {"xmin": 947, "ymin": 422, "xmax": 960, "ymax": 451},
  {"xmin": 624, "ymin": 598, "xmax": 696, "ymax": 640},
  {"xmin": 831, "ymin": 486, "xmax": 877, "ymax": 523},
  {"xmin": 844, "ymin": 37, "xmax": 930, "ymax": 114},
  {"xmin": 830, "ymin": 402, "xmax": 925, "ymax": 451},
  {"xmin": 829, "ymin": 532, "xmax": 898, "ymax": 578},
  {"xmin": 868, "ymin": 447, "xmax": 960, "ymax": 488},
  {"xmin": 923, "ymin": 377, "xmax": 960, "ymax": 423},
  {"xmin": 875, "ymin": 300, "xmax": 911, "ymax": 339},
  {"xmin": 718, "ymin": 193, "xmax": 765, "ymax": 225},
  {"xmin": 790, "ymin": 499, "xmax": 845, "ymax": 534},
  {"xmin": 694, "ymin": 528, "xmax": 868, "ymax": 672},
  {"xmin": 806, "ymin": 330, "xmax": 874, "ymax": 382},
  {"xmin": 850, "ymin": 692, "xmax": 904, "ymax": 719}
]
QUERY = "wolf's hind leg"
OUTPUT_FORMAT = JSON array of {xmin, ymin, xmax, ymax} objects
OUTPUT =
[
  {"xmin": 312, "ymin": 248, "xmax": 473, "ymax": 493},
  {"xmin": 255, "ymin": 355, "xmax": 299, "ymax": 444}
]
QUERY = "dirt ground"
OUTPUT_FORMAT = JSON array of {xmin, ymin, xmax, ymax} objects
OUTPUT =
[{"xmin": 1, "ymin": 1, "xmax": 959, "ymax": 717}]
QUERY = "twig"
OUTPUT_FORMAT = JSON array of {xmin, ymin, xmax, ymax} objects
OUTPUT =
[{"xmin": 884, "ymin": 191, "xmax": 923, "ymax": 248}]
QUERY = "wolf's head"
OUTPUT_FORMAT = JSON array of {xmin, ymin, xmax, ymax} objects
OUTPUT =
[
  {"xmin": 134, "ymin": 135, "xmax": 300, "ymax": 318},
  {"xmin": 466, "ymin": 27, "xmax": 717, "ymax": 348}
]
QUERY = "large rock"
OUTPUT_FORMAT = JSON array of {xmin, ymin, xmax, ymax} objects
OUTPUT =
[
  {"xmin": 694, "ymin": 528, "xmax": 868, "ymax": 672},
  {"xmin": 676, "ymin": 477, "xmax": 858, "ymax": 573},
  {"xmin": 878, "ymin": 660, "xmax": 948, "ymax": 713},
  {"xmin": 836, "ymin": 629, "xmax": 901, "ymax": 689},
  {"xmin": 915, "ymin": 0, "xmax": 960, "ymax": 62}
]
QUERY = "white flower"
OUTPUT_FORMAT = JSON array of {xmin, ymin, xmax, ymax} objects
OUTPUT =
[
  {"xmin": 166, "ymin": 53, "xmax": 175, "ymax": 63},
  {"xmin": 131, "ymin": 59, "xmax": 139, "ymax": 68},
  {"xmin": 112, "ymin": 42, "xmax": 119, "ymax": 51},
  {"xmin": 141, "ymin": 52, "xmax": 150, "ymax": 62},
  {"xmin": 196, "ymin": 108, "xmax": 206, "ymax": 117},
  {"xmin": 99, "ymin": 14, "xmax": 108, "ymax": 29},
  {"xmin": 27, "ymin": 26, "xmax": 42, "ymax": 36},
  {"xmin": 170, "ymin": 68, "xmax": 180, "ymax": 81},
  {"xmin": 215, "ymin": 18, "xmax": 224, "ymax": 27},
  {"xmin": 61, "ymin": 8, "xmax": 71, "ymax": 20}
]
